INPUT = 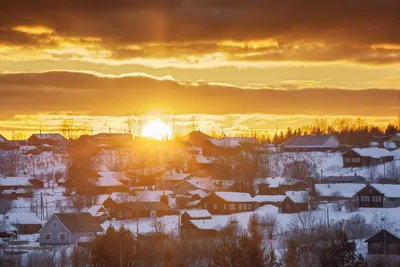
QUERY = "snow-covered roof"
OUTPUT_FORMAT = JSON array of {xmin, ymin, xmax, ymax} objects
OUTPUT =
[
  {"xmin": 284, "ymin": 135, "xmax": 339, "ymax": 148},
  {"xmin": 208, "ymin": 138, "xmax": 240, "ymax": 148},
  {"xmin": 111, "ymin": 191, "xmax": 173, "ymax": 204},
  {"xmin": 383, "ymin": 141, "xmax": 397, "ymax": 150},
  {"xmin": 98, "ymin": 171, "xmax": 129, "ymax": 181},
  {"xmin": 0, "ymin": 219, "xmax": 17, "ymax": 233},
  {"xmin": 1, "ymin": 189, "xmax": 17, "ymax": 195},
  {"xmin": 96, "ymin": 194, "xmax": 111, "ymax": 205},
  {"xmin": 214, "ymin": 192, "xmax": 254, "ymax": 203},
  {"xmin": 186, "ymin": 199, "xmax": 201, "ymax": 207},
  {"xmin": 315, "ymin": 183, "xmax": 365, "ymax": 198},
  {"xmin": 0, "ymin": 134, "xmax": 7, "ymax": 142},
  {"xmin": 186, "ymin": 189, "xmax": 209, "ymax": 199},
  {"xmin": 0, "ymin": 177, "xmax": 33, "ymax": 187},
  {"xmin": 161, "ymin": 172, "xmax": 191, "ymax": 181},
  {"xmin": 85, "ymin": 205, "xmax": 109, "ymax": 217},
  {"xmin": 193, "ymin": 155, "xmax": 215, "ymax": 164},
  {"xmin": 285, "ymin": 191, "xmax": 308, "ymax": 203},
  {"xmin": 350, "ymin": 148, "xmax": 394, "ymax": 159},
  {"xmin": 94, "ymin": 176, "xmax": 123, "ymax": 187},
  {"xmin": 259, "ymin": 177, "xmax": 295, "ymax": 188},
  {"xmin": 214, "ymin": 180, "xmax": 236, "ymax": 188},
  {"xmin": 253, "ymin": 195, "xmax": 286, "ymax": 203},
  {"xmin": 5, "ymin": 213, "xmax": 42, "ymax": 225},
  {"xmin": 189, "ymin": 219, "xmax": 219, "ymax": 231},
  {"xmin": 15, "ymin": 188, "xmax": 29, "ymax": 194},
  {"xmin": 184, "ymin": 178, "xmax": 215, "ymax": 191},
  {"xmin": 371, "ymin": 184, "xmax": 400, "ymax": 198},
  {"xmin": 30, "ymin": 133, "xmax": 67, "ymax": 141},
  {"xmin": 185, "ymin": 209, "xmax": 212, "ymax": 219}
]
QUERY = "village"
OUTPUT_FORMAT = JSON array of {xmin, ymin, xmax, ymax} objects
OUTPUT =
[{"xmin": 0, "ymin": 129, "xmax": 400, "ymax": 266}]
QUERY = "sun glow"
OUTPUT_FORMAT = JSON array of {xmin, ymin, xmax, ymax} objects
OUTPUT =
[{"xmin": 141, "ymin": 120, "xmax": 172, "ymax": 140}]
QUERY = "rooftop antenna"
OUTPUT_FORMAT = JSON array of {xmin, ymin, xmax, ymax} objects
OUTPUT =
[{"xmin": 39, "ymin": 125, "xmax": 42, "ymax": 135}]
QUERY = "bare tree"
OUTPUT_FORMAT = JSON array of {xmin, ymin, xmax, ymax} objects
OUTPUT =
[
  {"xmin": 261, "ymin": 213, "xmax": 279, "ymax": 239},
  {"xmin": 0, "ymin": 149, "xmax": 23, "ymax": 176},
  {"xmin": 370, "ymin": 211, "xmax": 395, "ymax": 232},
  {"xmin": 70, "ymin": 244, "xmax": 91, "ymax": 267},
  {"xmin": 125, "ymin": 111, "xmax": 146, "ymax": 137},
  {"xmin": 386, "ymin": 161, "xmax": 400, "ymax": 180},
  {"xmin": 331, "ymin": 191, "xmax": 346, "ymax": 211},
  {"xmin": 59, "ymin": 118, "xmax": 78, "ymax": 140},
  {"xmin": 0, "ymin": 199, "xmax": 12, "ymax": 219},
  {"xmin": 26, "ymin": 250, "xmax": 56, "ymax": 267},
  {"xmin": 151, "ymin": 216, "xmax": 166, "ymax": 233}
]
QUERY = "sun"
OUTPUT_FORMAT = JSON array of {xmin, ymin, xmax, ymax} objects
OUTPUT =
[{"xmin": 142, "ymin": 120, "xmax": 172, "ymax": 140}]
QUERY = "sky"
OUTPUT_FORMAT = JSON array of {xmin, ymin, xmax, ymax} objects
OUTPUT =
[{"xmin": 0, "ymin": 0, "xmax": 399, "ymax": 138}]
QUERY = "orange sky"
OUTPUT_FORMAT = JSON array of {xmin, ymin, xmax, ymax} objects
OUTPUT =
[{"xmin": 0, "ymin": 1, "xmax": 399, "ymax": 137}]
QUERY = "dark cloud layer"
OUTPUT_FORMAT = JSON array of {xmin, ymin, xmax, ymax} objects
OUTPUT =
[
  {"xmin": 0, "ymin": 71, "xmax": 398, "ymax": 119},
  {"xmin": 1, "ymin": 0, "xmax": 400, "ymax": 64}
]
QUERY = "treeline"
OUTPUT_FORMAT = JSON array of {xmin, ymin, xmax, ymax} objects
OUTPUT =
[{"xmin": 248, "ymin": 117, "xmax": 400, "ymax": 147}]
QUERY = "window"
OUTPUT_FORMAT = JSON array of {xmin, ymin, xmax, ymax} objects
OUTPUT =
[
  {"xmin": 229, "ymin": 204, "xmax": 235, "ymax": 210},
  {"xmin": 127, "ymin": 212, "xmax": 133, "ymax": 218},
  {"xmin": 352, "ymin": 158, "xmax": 360, "ymax": 163},
  {"xmin": 118, "ymin": 212, "xmax": 123, "ymax": 218},
  {"xmin": 59, "ymin": 233, "xmax": 66, "ymax": 240},
  {"xmin": 344, "ymin": 158, "xmax": 350, "ymax": 163},
  {"xmin": 361, "ymin": 196, "xmax": 370, "ymax": 202},
  {"xmin": 244, "ymin": 204, "xmax": 247, "ymax": 210},
  {"xmin": 214, "ymin": 204, "xmax": 218, "ymax": 210},
  {"xmin": 44, "ymin": 233, "xmax": 51, "ymax": 240},
  {"xmin": 239, "ymin": 204, "xmax": 242, "ymax": 210},
  {"xmin": 204, "ymin": 203, "xmax": 207, "ymax": 209},
  {"xmin": 224, "ymin": 204, "xmax": 227, "ymax": 210},
  {"xmin": 53, "ymin": 222, "xmax": 57, "ymax": 228},
  {"xmin": 285, "ymin": 204, "xmax": 291, "ymax": 210},
  {"xmin": 112, "ymin": 207, "xmax": 117, "ymax": 213},
  {"xmin": 372, "ymin": 196, "xmax": 381, "ymax": 203},
  {"xmin": 248, "ymin": 204, "xmax": 252, "ymax": 210}
]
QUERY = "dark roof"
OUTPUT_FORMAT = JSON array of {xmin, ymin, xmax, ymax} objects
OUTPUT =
[
  {"xmin": 0, "ymin": 134, "xmax": 7, "ymax": 143},
  {"xmin": 323, "ymin": 175, "xmax": 366, "ymax": 183},
  {"xmin": 365, "ymin": 229, "xmax": 400, "ymax": 243},
  {"xmin": 29, "ymin": 133, "xmax": 68, "ymax": 141},
  {"xmin": 181, "ymin": 131, "xmax": 212, "ymax": 146},
  {"xmin": 143, "ymin": 202, "xmax": 170, "ymax": 211},
  {"xmin": 284, "ymin": 135, "xmax": 338, "ymax": 148},
  {"xmin": 55, "ymin": 213, "xmax": 104, "ymax": 232}
]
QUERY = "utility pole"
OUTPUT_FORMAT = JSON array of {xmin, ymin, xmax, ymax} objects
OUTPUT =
[
  {"xmin": 326, "ymin": 206, "xmax": 330, "ymax": 231},
  {"xmin": 40, "ymin": 192, "xmax": 44, "ymax": 221}
]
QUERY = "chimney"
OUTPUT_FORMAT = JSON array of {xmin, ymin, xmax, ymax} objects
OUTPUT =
[{"xmin": 354, "ymin": 173, "xmax": 357, "ymax": 176}]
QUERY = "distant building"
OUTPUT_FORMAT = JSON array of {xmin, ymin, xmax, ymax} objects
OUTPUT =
[
  {"xmin": 257, "ymin": 177, "xmax": 307, "ymax": 195},
  {"xmin": 5, "ymin": 213, "xmax": 42, "ymax": 234},
  {"xmin": 28, "ymin": 133, "xmax": 68, "ymax": 147},
  {"xmin": 39, "ymin": 213, "xmax": 103, "ymax": 246},
  {"xmin": 89, "ymin": 133, "xmax": 133, "ymax": 148},
  {"xmin": 200, "ymin": 192, "xmax": 255, "ymax": 215},
  {"xmin": 281, "ymin": 191, "xmax": 309, "ymax": 213},
  {"xmin": 202, "ymin": 138, "xmax": 241, "ymax": 157},
  {"xmin": 181, "ymin": 210, "xmax": 216, "ymax": 239},
  {"xmin": 173, "ymin": 178, "xmax": 214, "ymax": 195},
  {"xmin": 314, "ymin": 183, "xmax": 365, "ymax": 202},
  {"xmin": 181, "ymin": 130, "xmax": 212, "ymax": 147},
  {"xmin": 0, "ymin": 134, "xmax": 8, "ymax": 149},
  {"xmin": 0, "ymin": 177, "xmax": 33, "ymax": 192},
  {"xmin": 187, "ymin": 156, "xmax": 215, "ymax": 174},
  {"xmin": 322, "ymin": 174, "xmax": 366, "ymax": 184},
  {"xmin": 355, "ymin": 184, "xmax": 400, "ymax": 208},
  {"xmin": 158, "ymin": 172, "xmax": 191, "ymax": 190},
  {"xmin": 283, "ymin": 135, "xmax": 339, "ymax": 152},
  {"xmin": 389, "ymin": 133, "xmax": 400, "ymax": 147},
  {"xmin": 365, "ymin": 229, "xmax": 400, "ymax": 255},
  {"xmin": 342, "ymin": 148, "xmax": 394, "ymax": 168}
]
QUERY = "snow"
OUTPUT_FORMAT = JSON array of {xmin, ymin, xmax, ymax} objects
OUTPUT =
[
  {"xmin": 98, "ymin": 171, "xmax": 129, "ymax": 181},
  {"xmin": 285, "ymin": 191, "xmax": 308, "ymax": 203},
  {"xmin": 214, "ymin": 192, "xmax": 254, "ymax": 202},
  {"xmin": 94, "ymin": 176, "xmax": 123, "ymax": 187},
  {"xmin": 383, "ymin": 141, "xmax": 397, "ymax": 150},
  {"xmin": 0, "ymin": 219, "xmax": 17, "ymax": 233},
  {"xmin": 257, "ymin": 177, "xmax": 294, "ymax": 188},
  {"xmin": 136, "ymin": 190, "xmax": 173, "ymax": 202},
  {"xmin": 5, "ymin": 213, "xmax": 42, "ymax": 225},
  {"xmin": 193, "ymin": 155, "xmax": 215, "ymax": 164},
  {"xmin": 186, "ymin": 189, "xmax": 209, "ymax": 198},
  {"xmin": 1, "ymin": 189, "xmax": 17, "ymax": 195},
  {"xmin": 85, "ymin": 205, "xmax": 109, "ymax": 217},
  {"xmin": 0, "ymin": 177, "xmax": 33, "ymax": 187},
  {"xmin": 351, "ymin": 148, "xmax": 394, "ymax": 159},
  {"xmin": 185, "ymin": 178, "xmax": 215, "ymax": 191},
  {"xmin": 160, "ymin": 172, "xmax": 191, "ymax": 181},
  {"xmin": 371, "ymin": 184, "xmax": 400, "ymax": 198},
  {"xmin": 31, "ymin": 133, "xmax": 66, "ymax": 141},
  {"xmin": 315, "ymin": 183, "xmax": 366, "ymax": 198},
  {"xmin": 208, "ymin": 138, "xmax": 240, "ymax": 148},
  {"xmin": 185, "ymin": 209, "xmax": 212, "ymax": 219},
  {"xmin": 189, "ymin": 219, "xmax": 220, "ymax": 230},
  {"xmin": 253, "ymin": 195, "xmax": 286, "ymax": 203}
]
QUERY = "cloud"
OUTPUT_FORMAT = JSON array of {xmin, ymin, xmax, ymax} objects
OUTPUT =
[
  {"xmin": 0, "ymin": 71, "xmax": 398, "ymax": 119},
  {"xmin": 0, "ymin": 1, "xmax": 400, "ymax": 65}
]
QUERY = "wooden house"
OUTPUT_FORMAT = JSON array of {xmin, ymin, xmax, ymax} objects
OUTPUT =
[
  {"xmin": 187, "ymin": 156, "xmax": 215, "ymax": 174},
  {"xmin": 283, "ymin": 135, "xmax": 339, "ymax": 152},
  {"xmin": 39, "ymin": 213, "xmax": 103, "ymax": 246},
  {"xmin": 181, "ymin": 210, "xmax": 216, "ymax": 239},
  {"xmin": 342, "ymin": 148, "xmax": 394, "ymax": 168},
  {"xmin": 200, "ymin": 192, "xmax": 255, "ymax": 214},
  {"xmin": 28, "ymin": 133, "xmax": 68, "ymax": 146},
  {"xmin": 0, "ymin": 177, "xmax": 33, "ymax": 192},
  {"xmin": 202, "ymin": 138, "xmax": 241, "ymax": 157},
  {"xmin": 28, "ymin": 178, "xmax": 44, "ymax": 188},
  {"xmin": 281, "ymin": 191, "xmax": 309, "ymax": 213},
  {"xmin": 253, "ymin": 195, "xmax": 286, "ymax": 208},
  {"xmin": 322, "ymin": 174, "xmax": 366, "ymax": 184},
  {"xmin": 258, "ymin": 177, "xmax": 307, "ymax": 195},
  {"xmin": 181, "ymin": 130, "xmax": 212, "ymax": 147},
  {"xmin": 314, "ymin": 183, "xmax": 365, "ymax": 202},
  {"xmin": 355, "ymin": 184, "xmax": 400, "ymax": 208},
  {"xmin": 158, "ymin": 172, "xmax": 191, "ymax": 190},
  {"xmin": 365, "ymin": 229, "xmax": 400, "ymax": 255},
  {"xmin": 173, "ymin": 177, "xmax": 214, "ymax": 195},
  {"xmin": 6, "ymin": 213, "xmax": 42, "ymax": 234}
]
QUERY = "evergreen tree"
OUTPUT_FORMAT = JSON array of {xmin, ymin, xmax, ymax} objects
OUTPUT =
[
  {"xmin": 265, "ymin": 245, "xmax": 280, "ymax": 267},
  {"xmin": 354, "ymin": 253, "xmax": 368, "ymax": 267}
]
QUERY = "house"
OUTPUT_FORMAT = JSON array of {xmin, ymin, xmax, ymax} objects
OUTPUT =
[
  {"xmin": 342, "ymin": 148, "xmax": 394, "ymax": 168},
  {"xmin": 85, "ymin": 205, "xmax": 110, "ymax": 223},
  {"xmin": 1, "ymin": 141, "xmax": 20, "ymax": 150},
  {"xmin": 39, "ymin": 213, "xmax": 103, "ymax": 246},
  {"xmin": 202, "ymin": 138, "xmax": 241, "ymax": 157},
  {"xmin": 0, "ymin": 219, "xmax": 18, "ymax": 239},
  {"xmin": 0, "ymin": 177, "xmax": 33, "ymax": 192},
  {"xmin": 322, "ymin": 174, "xmax": 366, "ymax": 184},
  {"xmin": 281, "ymin": 191, "xmax": 309, "ymax": 213},
  {"xmin": 181, "ymin": 130, "xmax": 212, "ymax": 147},
  {"xmin": 200, "ymin": 192, "xmax": 255, "ymax": 214},
  {"xmin": 1, "ymin": 190, "xmax": 18, "ymax": 199},
  {"xmin": 5, "ymin": 213, "xmax": 42, "ymax": 234},
  {"xmin": 389, "ymin": 133, "xmax": 400, "ymax": 147},
  {"xmin": 365, "ymin": 229, "xmax": 400, "ymax": 255},
  {"xmin": 187, "ymin": 155, "xmax": 215, "ymax": 174},
  {"xmin": 355, "ymin": 184, "xmax": 400, "ymax": 208},
  {"xmin": 314, "ymin": 183, "xmax": 365, "ymax": 202},
  {"xmin": 383, "ymin": 141, "xmax": 397, "ymax": 151},
  {"xmin": 284, "ymin": 135, "xmax": 339, "ymax": 152},
  {"xmin": 257, "ymin": 177, "xmax": 307, "ymax": 195},
  {"xmin": 28, "ymin": 133, "xmax": 68, "ymax": 146},
  {"xmin": 173, "ymin": 177, "xmax": 215, "ymax": 195},
  {"xmin": 89, "ymin": 173, "xmax": 130, "ymax": 194},
  {"xmin": 90, "ymin": 133, "xmax": 133, "ymax": 148},
  {"xmin": 97, "ymin": 195, "xmax": 139, "ymax": 219},
  {"xmin": 0, "ymin": 134, "xmax": 8, "ymax": 149},
  {"xmin": 27, "ymin": 178, "xmax": 44, "ymax": 188},
  {"xmin": 181, "ymin": 210, "xmax": 215, "ymax": 239},
  {"xmin": 158, "ymin": 172, "xmax": 191, "ymax": 190},
  {"xmin": 97, "ymin": 171, "xmax": 131, "ymax": 187}
]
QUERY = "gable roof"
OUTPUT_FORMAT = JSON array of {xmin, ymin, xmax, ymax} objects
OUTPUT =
[
  {"xmin": 350, "ymin": 148, "xmax": 394, "ymax": 159},
  {"xmin": 253, "ymin": 195, "xmax": 286, "ymax": 203},
  {"xmin": 30, "ymin": 133, "xmax": 67, "ymax": 141},
  {"xmin": 0, "ymin": 177, "xmax": 33, "ymax": 187},
  {"xmin": 323, "ymin": 175, "xmax": 366, "ymax": 183},
  {"xmin": 54, "ymin": 213, "xmax": 104, "ymax": 232},
  {"xmin": 370, "ymin": 184, "xmax": 400, "ymax": 198},
  {"xmin": 315, "ymin": 183, "xmax": 366, "ymax": 198},
  {"xmin": 184, "ymin": 209, "xmax": 212, "ymax": 219},
  {"xmin": 285, "ymin": 191, "xmax": 308, "ymax": 203},
  {"xmin": 176, "ymin": 178, "xmax": 215, "ymax": 191},
  {"xmin": 214, "ymin": 192, "xmax": 254, "ymax": 202},
  {"xmin": 365, "ymin": 229, "xmax": 400, "ymax": 243},
  {"xmin": 185, "ymin": 189, "xmax": 209, "ymax": 199},
  {"xmin": 208, "ymin": 138, "xmax": 240, "ymax": 148},
  {"xmin": 181, "ymin": 130, "xmax": 212, "ymax": 146},
  {"xmin": 284, "ymin": 135, "xmax": 339, "ymax": 148},
  {"xmin": 160, "ymin": 172, "xmax": 191, "ymax": 181},
  {"xmin": 0, "ymin": 134, "xmax": 7, "ymax": 142}
]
